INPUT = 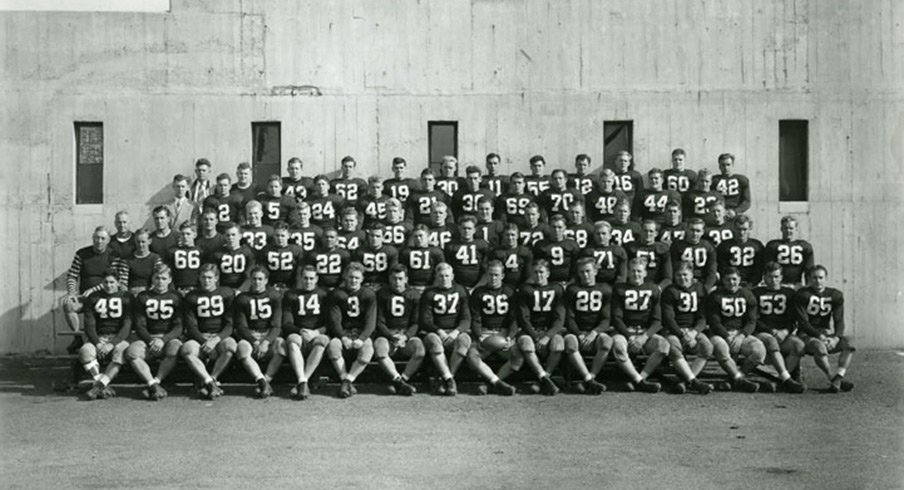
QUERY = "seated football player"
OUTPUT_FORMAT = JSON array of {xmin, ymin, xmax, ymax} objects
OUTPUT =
[
  {"xmin": 373, "ymin": 265, "xmax": 424, "ymax": 396},
  {"xmin": 612, "ymin": 150, "xmax": 644, "ymax": 206},
  {"xmin": 407, "ymin": 169, "xmax": 448, "ymax": 227},
  {"xmin": 610, "ymin": 258, "xmax": 668, "ymax": 393},
  {"xmin": 710, "ymin": 153, "xmax": 751, "ymax": 219},
  {"xmin": 663, "ymin": 148, "xmax": 697, "ymax": 197},
  {"xmin": 794, "ymin": 265, "xmax": 855, "ymax": 393},
  {"xmin": 488, "ymin": 223, "xmax": 533, "ymax": 288},
  {"xmin": 419, "ymin": 263, "xmax": 472, "ymax": 396},
  {"xmin": 519, "ymin": 202, "xmax": 551, "ymax": 248},
  {"xmin": 257, "ymin": 174, "xmax": 297, "ymax": 227},
  {"xmin": 337, "ymin": 207, "xmax": 364, "ymax": 251},
  {"xmin": 444, "ymin": 215, "xmax": 490, "ymax": 290},
  {"xmin": 562, "ymin": 258, "xmax": 613, "ymax": 394},
  {"xmin": 234, "ymin": 266, "xmax": 284, "ymax": 398},
  {"xmin": 635, "ymin": 168, "xmax": 680, "ymax": 225},
  {"xmin": 524, "ymin": 155, "xmax": 550, "ymax": 197},
  {"xmin": 196, "ymin": 209, "xmax": 225, "ymax": 258},
  {"xmin": 435, "ymin": 155, "xmax": 464, "ymax": 200},
  {"xmin": 494, "ymin": 172, "xmax": 535, "ymax": 230},
  {"xmin": 306, "ymin": 174, "xmax": 345, "ymax": 229},
  {"xmin": 356, "ymin": 176, "xmax": 389, "ymax": 226},
  {"xmin": 261, "ymin": 221, "xmax": 304, "ymax": 290},
  {"xmin": 209, "ymin": 222, "xmax": 255, "ymax": 292},
  {"xmin": 180, "ymin": 264, "xmax": 238, "ymax": 400},
  {"xmin": 282, "ymin": 156, "xmax": 313, "ymax": 200},
  {"xmin": 682, "ymin": 168, "xmax": 723, "ymax": 222},
  {"xmin": 609, "ymin": 200, "xmax": 641, "ymax": 247},
  {"xmin": 241, "ymin": 200, "xmax": 274, "ymax": 253},
  {"xmin": 565, "ymin": 201, "xmax": 594, "ymax": 248},
  {"xmin": 127, "ymin": 264, "xmax": 183, "ymax": 401},
  {"xmin": 353, "ymin": 221, "xmax": 400, "ymax": 290},
  {"xmin": 661, "ymin": 261, "xmax": 715, "ymax": 394},
  {"xmin": 657, "ymin": 201, "xmax": 688, "ymax": 244},
  {"xmin": 79, "ymin": 269, "xmax": 132, "ymax": 400},
  {"xmin": 705, "ymin": 267, "xmax": 765, "ymax": 392},
  {"xmin": 149, "ymin": 205, "xmax": 178, "ymax": 258},
  {"xmin": 703, "ymin": 201, "xmax": 734, "ymax": 247},
  {"xmin": 670, "ymin": 218, "xmax": 718, "ymax": 291},
  {"xmin": 717, "ymin": 215, "xmax": 764, "ymax": 287},
  {"xmin": 383, "ymin": 156, "xmax": 416, "ymax": 203},
  {"xmin": 580, "ymin": 220, "xmax": 627, "ymax": 287},
  {"xmin": 763, "ymin": 215, "xmax": 815, "ymax": 287},
  {"xmin": 109, "ymin": 210, "xmax": 136, "ymax": 259},
  {"xmin": 568, "ymin": 153, "xmax": 596, "ymax": 196},
  {"xmin": 452, "ymin": 165, "xmax": 495, "ymax": 218},
  {"xmin": 482, "ymin": 152, "xmax": 508, "ymax": 197},
  {"xmin": 122, "ymin": 229, "xmax": 164, "ymax": 295},
  {"xmin": 287, "ymin": 201, "xmax": 323, "ymax": 254},
  {"xmin": 330, "ymin": 155, "xmax": 368, "ymax": 205},
  {"xmin": 624, "ymin": 220, "xmax": 673, "ymax": 289},
  {"xmin": 752, "ymin": 262, "xmax": 806, "ymax": 393},
  {"xmin": 465, "ymin": 261, "xmax": 518, "ymax": 396},
  {"xmin": 326, "ymin": 262, "xmax": 377, "ymax": 398},
  {"xmin": 381, "ymin": 198, "xmax": 413, "ymax": 249},
  {"xmin": 514, "ymin": 259, "xmax": 564, "ymax": 395},
  {"xmin": 533, "ymin": 214, "xmax": 580, "ymax": 287},
  {"xmin": 586, "ymin": 169, "xmax": 628, "ymax": 224},
  {"xmin": 305, "ymin": 227, "xmax": 350, "ymax": 290},
  {"xmin": 538, "ymin": 169, "xmax": 584, "ymax": 218},
  {"xmin": 170, "ymin": 222, "xmax": 203, "ymax": 295},
  {"xmin": 400, "ymin": 225, "xmax": 445, "ymax": 293},
  {"xmin": 281, "ymin": 266, "xmax": 331, "ymax": 400},
  {"xmin": 475, "ymin": 197, "xmax": 503, "ymax": 246}
]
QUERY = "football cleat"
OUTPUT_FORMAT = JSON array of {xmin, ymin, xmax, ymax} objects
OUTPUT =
[
  {"xmin": 394, "ymin": 378, "xmax": 416, "ymax": 396},
  {"xmin": 85, "ymin": 381, "xmax": 104, "ymax": 401},
  {"xmin": 573, "ymin": 381, "xmax": 587, "ymax": 394},
  {"xmin": 757, "ymin": 381, "xmax": 777, "ymax": 393},
  {"xmin": 257, "ymin": 378, "xmax": 273, "ymax": 399},
  {"xmin": 672, "ymin": 382, "xmax": 687, "ymax": 395},
  {"xmin": 338, "ymin": 379, "xmax": 353, "ymax": 399},
  {"xmin": 829, "ymin": 375, "xmax": 853, "ymax": 393},
  {"xmin": 635, "ymin": 379, "xmax": 661, "ymax": 393},
  {"xmin": 539, "ymin": 376, "xmax": 559, "ymax": 396},
  {"xmin": 293, "ymin": 382, "xmax": 310, "ymax": 400},
  {"xmin": 205, "ymin": 381, "xmax": 222, "ymax": 400},
  {"xmin": 444, "ymin": 378, "xmax": 458, "ymax": 397},
  {"xmin": 154, "ymin": 385, "xmax": 168, "ymax": 400},
  {"xmin": 492, "ymin": 380, "xmax": 516, "ymax": 396},
  {"xmin": 781, "ymin": 378, "xmax": 806, "ymax": 394},
  {"xmin": 732, "ymin": 377, "xmax": 759, "ymax": 393},
  {"xmin": 586, "ymin": 379, "xmax": 607, "ymax": 395},
  {"xmin": 146, "ymin": 384, "xmax": 159, "ymax": 401},
  {"xmin": 687, "ymin": 379, "xmax": 713, "ymax": 395},
  {"xmin": 100, "ymin": 386, "xmax": 117, "ymax": 399}
]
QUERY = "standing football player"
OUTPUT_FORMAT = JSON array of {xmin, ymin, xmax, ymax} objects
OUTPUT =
[
  {"xmin": 581, "ymin": 221, "xmax": 628, "ymax": 287},
  {"xmin": 524, "ymin": 155, "xmax": 550, "ymax": 197},
  {"xmin": 612, "ymin": 151, "xmax": 644, "ymax": 206},
  {"xmin": 282, "ymin": 157, "xmax": 313, "ymax": 201},
  {"xmin": 670, "ymin": 218, "xmax": 718, "ymax": 291},
  {"xmin": 482, "ymin": 152, "xmax": 509, "ymax": 197},
  {"xmin": 717, "ymin": 215, "xmax": 764, "ymax": 287},
  {"xmin": 763, "ymin": 215, "xmax": 815, "ymax": 287},
  {"xmin": 383, "ymin": 157, "xmax": 417, "ymax": 203},
  {"xmin": 710, "ymin": 153, "xmax": 751, "ymax": 219},
  {"xmin": 330, "ymin": 156, "xmax": 368, "ymax": 205},
  {"xmin": 663, "ymin": 148, "xmax": 696, "ymax": 197}
]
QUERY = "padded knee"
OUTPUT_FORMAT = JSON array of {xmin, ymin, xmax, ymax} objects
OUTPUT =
[
  {"xmin": 710, "ymin": 336, "xmax": 730, "ymax": 362},
  {"xmin": 311, "ymin": 334, "xmax": 329, "ymax": 348},
  {"xmin": 287, "ymin": 333, "xmax": 303, "ymax": 347},
  {"xmin": 563, "ymin": 334, "xmax": 579, "ymax": 353},
  {"xmin": 424, "ymin": 333, "xmax": 443, "ymax": 354},
  {"xmin": 759, "ymin": 334, "xmax": 780, "ymax": 354},
  {"xmin": 781, "ymin": 336, "xmax": 805, "ymax": 356},
  {"xmin": 454, "ymin": 333, "xmax": 471, "ymax": 355},
  {"xmin": 695, "ymin": 335, "xmax": 714, "ymax": 358},
  {"xmin": 180, "ymin": 340, "xmax": 200, "ymax": 358},
  {"xmin": 612, "ymin": 335, "xmax": 629, "ymax": 362},
  {"xmin": 373, "ymin": 337, "xmax": 391, "ymax": 359},
  {"xmin": 218, "ymin": 337, "xmax": 237, "ymax": 354},
  {"xmin": 517, "ymin": 336, "xmax": 536, "ymax": 353},
  {"xmin": 594, "ymin": 333, "xmax": 613, "ymax": 351},
  {"xmin": 745, "ymin": 339, "xmax": 767, "ymax": 364},
  {"xmin": 649, "ymin": 335, "xmax": 669, "ymax": 355},
  {"xmin": 163, "ymin": 339, "xmax": 183, "ymax": 357},
  {"xmin": 806, "ymin": 338, "xmax": 828, "ymax": 356},
  {"xmin": 236, "ymin": 340, "xmax": 254, "ymax": 359},
  {"xmin": 548, "ymin": 334, "xmax": 565, "ymax": 353},
  {"xmin": 326, "ymin": 338, "xmax": 344, "ymax": 359},
  {"xmin": 78, "ymin": 343, "xmax": 97, "ymax": 364},
  {"xmin": 667, "ymin": 335, "xmax": 683, "ymax": 354},
  {"xmin": 356, "ymin": 340, "xmax": 374, "ymax": 363},
  {"xmin": 125, "ymin": 341, "xmax": 145, "ymax": 361},
  {"xmin": 407, "ymin": 338, "xmax": 426, "ymax": 358}
]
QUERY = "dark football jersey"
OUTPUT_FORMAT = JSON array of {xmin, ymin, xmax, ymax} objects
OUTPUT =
[
  {"xmin": 568, "ymin": 173, "xmax": 597, "ymax": 196},
  {"xmin": 328, "ymin": 286, "xmax": 377, "ymax": 338},
  {"xmin": 444, "ymin": 240, "xmax": 490, "ymax": 288},
  {"xmin": 470, "ymin": 285, "xmax": 515, "ymax": 336},
  {"xmin": 710, "ymin": 174, "xmax": 751, "ymax": 214},
  {"xmin": 258, "ymin": 194, "xmax": 297, "ymax": 226},
  {"xmin": 428, "ymin": 225, "xmax": 454, "ymax": 250},
  {"xmin": 488, "ymin": 245, "xmax": 533, "ymax": 287},
  {"xmin": 752, "ymin": 286, "xmax": 796, "ymax": 332},
  {"xmin": 184, "ymin": 287, "xmax": 235, "ymax": 339},
  {"xmin": 435, "ymin": 176, "xmax": 464, "ymax": 200},
  {"xmin": 376, "ymin": 287, "xmax": 421, "ymax": 337},
  {"xmin": 230, "ymin": 184, "xmax": 258, "ymax": 207},
  {"xmin": 261, "ymin": 243, "xmax": 304, "ymax": 287},
  {"xmin": 383, "ymin": 177, "xmax": 418, "ymax": 203},
  {"xmin": 475, "ymin": 220, "xmax": 504, "ymax": 247},
  {"xmin": 524, "ymin": 175, "xmax": 550, "ymax": 197},
  {"xmin": 288, "ymin": 225, "xmax": 322, "ymax": 253},
  {"xmin": 407, "ymin": 190, "xmax": 448, "ymax": 226},
  {"xmin": 210, "ymin": 246, "xmax": 256, "ymax": 289},
  {"xmin": 661, "ymin": 282, "xmax": 706, "ymax": 335},
  {"xmin": 451, "ymin": 187, "xmax": 495, "ymax": 218},
  {"xmin": 356, "ymin": 195, "xmax": 390, "ymax": 225},
  {"xmin": 196, "ymin": 233, "xmax": 226, "ymax": 260},
  {"xmin": 706, "ymin": 287, "xmax": 757, "ymax": 337},
  {"xmin": 241, "ymin": 225, "xmax": 274, "ymax": 252},
  {"xmin": 353, "ymin": 245, "xmax": 400, "ymax": 285},
  {"xmin": 612, "ymin": 282, "xmax": 662, "ymax": 334},
  {"xmin": 516, "ymin": 283, "xmax": 565, "ymax": 338},
  {"xmin": 202, "ymin": 193, "xmax": 243, "ymax": 225},
  {"xmin": 330, "ymin": 177, "xmax": 368, "ymax": 204},
  {"xmin": 609, "ymin": 221, "xmax": 641, "ymax": 246},
  {"xmin": 234, "ymin": 288, "xmax": 283, "ymax": 338},
  {"xmin": 703, "ymin": 222, "xmax": 734, "ymax": 247},
  {"xmin": 624, "ymin": 241, "xmax": 673, "ymax": 285},
  {"xmin": 613, "ymin": 170, "xmax": 644, "ymax": 203},
  {"xmin": 482, "ymin": 175, "xmax": 509, "ymax": 197},
  {"xmin": 717, "ymin": 238, "xmax": 764, "ymax": 285},
  {"xmin": 763, "ymin": 239, "xmax": 815, "ymax": 285},
  {"xmin": 682, "ymin": 190, "xmax": 724, "ymax": 221},
  {"xmin": 495, "ymin": 192, "xmax": 535, "ymax": 229},
  {"xmin": 399, "ymin": 246, "xmax": 445, "ymax": 287},
  {"xmin": 382, "ymin": 222, "xmax": 413, "ymax": 249},
  {"xmin": 586, "ymin": 188, "xmax": 628, "ymax": 223},
  {"xmin": 657, "ymin": 221, "xmax": 688, "ymax": 244},
  {"xmin": 337, "ymin": 230, "xmax": 365, "ymax": 251},
  {"xmin": 85, "ymin": 290, "xmax": 132, "ymax": 339},
  {"xmin": 564, "ymin": 283, "xmax": 612, "ymax": 333},
  {"xmin": 538, "ymin": 188, "xmax": 584, "ymax": 217},
  {"xmin": 636, "ymin": 189, "xmax": 682, "ymax": 224},
  {"xmin": 533, "ymin": 238, "xmax": 581, "ymax": 283},
  {"xmin": 519, "ymin": 223, "xmax": 551, "ymax": 248},
  {"xmin": 565, "ymin": 223, "xmax": 595, "ymax": 249},
  {"xmin": 149, "ymin": 231, "xmax": 178, "ymax": 258},
  {"xmin": 670, "ymin": 239, "xmax": 718, "ymax": 290},
  {"xmin": 663, "ymin": 168, "xmax": 697, "ymax": 195},
  {"xmin": 169, "ymin": 246, "xmax": 202, "ymax": 289},
  {"xmin": 124, "ymin": 253, "xmax": 161, "ymax": 289},
  {"xmin": 281, "ymin": 288, "xmax": 328, "ymax": 334},
  {"xmin": 304, "ymin": 248, "xmax": 350, "ymax": 289},
  {"xmin": 581, "ymin": 244, "xmax": 628, "ymax": 286},
  {"xmin": 419, "ymin": 285, "xmax": 471, "ymax": 333},
  {"xmin": 793, "ymin": 287, "xmax": 845, "ymax": 337},
  {"xmin": 306, "ymin": 194, "xmax": 345, "ymax": 228},
  {"xmin": 134, "ymin": 289, "xmax": 182, "ymax": 339},
  {"xmin": 282, "ymin": 176, "xmax": 314, "ymax": 201}
]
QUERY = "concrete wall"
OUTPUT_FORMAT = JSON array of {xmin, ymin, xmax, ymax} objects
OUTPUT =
[{"xmin": 1, "ymin": 0, "xmax": 902, "ymax": 353}]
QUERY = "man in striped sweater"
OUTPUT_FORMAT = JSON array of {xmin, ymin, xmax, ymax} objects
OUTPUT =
[{"xmin": 63, "ymin": 226, "xmax": 127, "ymax": 343}]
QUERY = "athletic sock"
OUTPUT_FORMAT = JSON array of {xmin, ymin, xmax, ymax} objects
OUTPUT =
[
  {"xmin": 148, "ymin": 378, "xmax": 160, "ymax": 387},
  {"xmin": 489, "ymin": 376, "xmax": 500, "ymax": 385},
  {"xmin": 98, "ymin": 374, "xmax": 110, "ymax": 386},
  {"xmin": 836, "ymin": 368, "xmax": 847, "ymax": 377},
  {"xmin": 584, "ymin": 374, "xmax": 594, "ymax": 382},
  {"xmin": 779, "ymin": 371, "xmax": 791, "ymax": 381}
]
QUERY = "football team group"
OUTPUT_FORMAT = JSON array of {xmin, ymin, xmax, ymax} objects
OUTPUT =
[{"xmin": 61, "ymin": 150, "xmax": 855, "ymax": 401}]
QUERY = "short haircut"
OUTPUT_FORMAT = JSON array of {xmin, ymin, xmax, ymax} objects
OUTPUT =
[
  {"xmin": 93, "ymin": 225, "xmax": 110, "ymax": 236},
  {"xmin": 172, "ymin": 174, "xmax": 190, "ymax": 185},
  {"xmin": 533, "ymin": 258, "xmax": 550, "ymax": 271},
  {"xmin": 195, "ymin": 158, "xmax": 211, "ymax": 168},
  {"xmin": 458, "ymin": 214, "xmax": 477, "ymax": 226},
  {"xmin": 199, "ymin": 263, "xmax": 219, "ymax": 277},
  {"xmin": 216, "ymin": 172, "xmax": 232, "ymax": 182},
  {"xmin": 477, "ymin": 196, "xmax": 494, "ymax": 207},
  {"xmin": 486, "ymin": 153, "xmax": 500, "ymax": 162},
  {"xmin": 647, "ymin": 168, "xmax": 663, "ymax": 177},
  {"xmin": 432, "ymin": 201, "xmax": 448, "ymax": 212},
  {"xmin": 273, "ymin": 221, "xmax": 290, "ymax": 231},
  {"xmin": 245, "ymin": 200, "xmax": 262, "ymax": 212},
  {"xmin": 735, "ymin": 215, "xmax": 753, "ymax": 227},
  {"xmin": 385, "ymin": 197, "xmax": 401, "ymax": 209},
  {"xmin": 314, "ymin": 174, "xmax": 330, "ymax": 184},
  {"xmin": 615, "ymin": 150, "xmax": 632, "ymax": 159},
  {"xmin": 721, "ymin": 266, "xmax": 741, "ymax": 277},
  {"xmin": 575, "ymin": 153, "xmax": 591, "ymax": 164},
  {"xmin": 687, "ymin": 218, "xmax": 706, "ymax": 227},
  {"xmin": 641, "ymin": 219, "xmax": 659, "ymax": 230},
  {"xmin": 341, "ymin": 155, "xmax": 356, "ymax": 166},
  {"xmin": 134, "ymin": 229, "xmax": 151, "ymax": 239},
  {"xmin": 529, "ymin": 155, "xmax": 546, "ymax": 165},
  {"xmin": 102, "ymin": 268, "xmax": 119, "ymax": 279},
  {"xmin": 267, "ymin": 174, "xmax": 281, "ymax": 185},
  {"xmin": 675, "ymin": 260, "xmax": 694, "ymax": 274},
  {"xmin": 344, "ymin": 261, "xmax": 365, "ymax": 277},
  {"xmin": 671, "ymin": 148, "xmax": 686, "ymax": 158},
  {"xmin": 389, "ymin": 264, "xmax": 408, "ymax": 275},
  {"xmin": 392, "ymin": 157, "xmax": 407, "ymax": 166},
  {"xmin": 628, "ymin": 257, "xmax": 649, "ymax": 269},
  {"xmin": 551, "ymin": 169, "xmax": 567, "ymax": 179},
  {"xmin": 549, "ymin": 214, "xmax": 567, "ymax": 226},
  {"xmin": 600, "ymin": 168, "xmax": 615, "ymax": 178},
  {"xmin": 179, "ymin": 221, "xmax": 198, "ymax": 232},
  {"xmin": 365, "ymin": 221, "xmax": 384, "ymax": 232},
  {"xmin": 594, "ymin": 220, "xmax": 612, "ymax": 232},
  {"xmin": 763, "ymin": 261, "xmax": 782, "ymax": 274},
  {"xmin": 301, "ymin": 265, "xmax": 318, "ymax": 275},
  {"xmin": 153, "ymin": 205, "xmax": 171, "ymax": 217},
  {"xmin": 421, "ymin": 168, "xmax": 435, "ymax": 178},
  {"xmin": 237, "ymin": 162, "xmax": 251, "ymax": 171},
  {"xmin": 486, "ymin": 259, "xmax": 504, "ymax": 271},
  {"xmin": 718, "ymin": 153, "xmax": 735, "ymax": 163},
  {"xmin": 510, "ymin": 171, "xmax": 525, "ymax": 180},
  {"xmin": 808, "ymin": 264, "xmax": 828, "ymax": 276},
  {"xmin": 288, "ymin": 157, "xmax": 303, "ymax": 166},
  {"xmin": 152, "ymin": 263, "xmax": 172, "ymax": 278},
  {"xmin": 250, "ymin": 265, "xmax": 269, "ymax": 278},
  {"xmin": 575, "ymin": 257, "xmax": 598, "ymax": 271},
  {"xmin": 503, "ymin": 222, "xmax": 519, "ymax": 234},
  {"xmin": 781, "ymin": 215, "xmax": 798, "ymax": 226},
  {"xmin": 367, "ymin": 175, "xmax": 382, "ymax": 185},
  {"xmin": 465, "ymin": 165, "xmax": 481, "ymax": 176},
  {"xmin": 697, "ymin": 168, "xmax": 712, "ymax": 179},
  {"xmin": 341, "ymin": 207, "xmax": 358, "ymax": 218}
]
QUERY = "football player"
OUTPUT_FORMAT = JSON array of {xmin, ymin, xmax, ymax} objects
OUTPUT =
[
  {"xmin": 612, "ymin": 150, "xmax": 644, "ymax": 205},
  {"xmin": 524, "ymin": 155, "xmax": 551, "ymax": 196},
  {"xmin": 330, "ymin": 155, "xmax": 368, "ymax": 204},
  {"xmin": 518, "ymin": 202, "xmax": 551, "ymax": 248},
  {"xmin": 281, "ymin": 266, "xmax": 331, "ymax": 400},
  {"xmin": 670, "ymin": 218, "xmax": 718, "ymax": 291},
  {"xmin": 399, "ymin": 225, "xmax": 445, "ymax": 293},
  {"xmin": 170, "ymin": 222, "xmax": 203, "ymax": 294},
  {"xmin": 326, "ymin": 262, "xmax": 377, "ymax": 398},
  {"xmin": 353, "ymin": 222, "xmax": 400, "ymax": 290},
  {"xmin": 706, "ymin": 268, "xmax": 764, "ymax": 392},
  {"xmin": 703, "ymin": 201, "xmax": 734, "ymax": 247},
  {"xmin": 763, "ymin": 215, "xmax": 815, "ymax": 287},
  {"xmin": 533, "ymin": 214, "xmax": 580, "ymax": 287},
  {"xmin": 307, "ymin": 174, "xmax": 345, "ymax": 228},
  {"xmin": 381, "ymin": 198, "xmax": 413, "ymax": 249},
  {"xmin": 562, "ymin": 258, "xmax": 612, "ymax": 394},
  {"xmin": 109, "ymin": 210, "xmax": 136, "ymax": 259},
  {"xmin": 610, "ymin": 258, "xmax": 668, "ymax": 393},
  {"xmin": 451, "ymin": 165, "xmax": 495, "ymax": 218},
  {"xmin": 568, "ymin": 153, "xmax": 596, "ymax": 196},
  {"xmin": 494, "ymin": 172, "xmax": 535, "ymax": 229},
  {"xmin": 203, "ymin": 173, "xmax": 243, "ymax": 228},
  {"xmin": 282, "ymin": 156, "xmax": 313, "ymax": 201},
  {"xmin": 383, "ymin": 157, "xmax": 417, "ymax": 203},
  {"xmin": 149, "ymin": 206, "xmax": 178, "ymax": 258},
  {"xmin": 419, "ymin": 263, "xmax": 472, "ymax": 395},
  {"xmin": 305, "ymin": 227, "xmax": 350, "ymax": 290},
  {"xmin": 794, "ymin": 265, "xmax": 855, "ymax": 393},
  {"xmin": 180, "ymin": 264, "xmax": 238, "ymax": 400},
  {"xmin": 564, "ymin": 201, "xmax": 594, "ymax": 248},
  {"xmin": 488, "ymin": 223, "xmax": 533, "ymax": 288},
  {"xmin": 209, "ymin": 223, "xmax": 255, "ymax": 291},
  {"xmin": 580, "ymin": 221, "xmax": 628, "ymax": 286},
  {"xmin": 538, "ymin": 169, "xmax": 583, "ymax": 218},
  {"xmin": 121, "ymin": 229, "xmax": 164, "ymax": 295},
  {"xmin": 682, "ymin": 169, "xmax": 723, "ymax": 222},
  {"xmin": 79, "ymin": 269, "xmax": 132, "ymax": 400},
  {"xmin": 63, "ymin": 226, "xmax": 127, "ymax": 340},
  {"xmin": 475, "ymin": 197, "xmax": 504, "ymax": 247},
  {"xmin": 482, "ymin": 152, "xmax": 508, "ymax": 196},
  {"xmin": 625, "ymin": 220, "xmax": 673, "ymax": 289},
  {"xmin": 234, "ymin": 266, "xmax": 284, "ymax": 398},
  {"xmin": 663, "ymin": 148, "xmax": 696, "ymax": 196},
  {"xmin": 657, "ymin": 201, "xmax": 687, "ymax": 244},
  {"xmin": 609, "ymin": 200, "xmax": 641, "ymax": 246},
  {"xmin": 357, "ymin": 176, "xmax": 389, "ymax": 226},
  {"xmin": 661, "ymin": 261, "xmax": 715, "ymax": 394},
  {"xmin": 444, "ymin": 215, "xmax": 490, "ymax": 290},
  {"xmin": 710, "ymin": 153, "xmax": 751, "ymax": 218},
  {"xmin": 231, "ymin": 162, "xmax": 257, "ymax": 206},
  {"xmin": 287, "ymin": 201, "xmax": 323, "ymax": 254},
  {"xmin": 428, "ymin": 202, "xmax": 455, "ymax": 250},
  {"xmin": 717, "ymin": 215, "xmax": 764, "ymax": 286},
  {"xmin": 241, "ymin": 200, "xmax": 274, "ymax": 253},
  {"xmin": 337, "ymin": 207, "xmax": 364, "ymax": 251},
  {"xmin": 466, "ymin": 261, "xmax": 519, "ymax": 395},
  {"xmin": 586, "ymin": 169, "xmax": 628, "ymax": 224},
  {"xmin": 258, "ymin": 174, "xmax": 297, "ymax": 226},
  {"xmin": 407, "ymin": 169, "xmax": 448, "ymax": 227},
  {"xmin": 513, "ymin": 259, "xmax": 564, "ymax": 395},
  {"xmin": 261, "ymin": 221, "xmax": 304, "ymax": 290},
  {"xmin": 195, "ymin": 209, "xmax": 225, "ymax": 258},
  {"xmin": 635, "ymin": 168, "xmax": 680, "ymax": 224},
  {"xmin": 753, "ymin": 262, "xmax": 806, "ymax": 393},
  {"xmin": 373, "ymin": 265, "xmax": 424, "ymax": 395},
  {"xmin": 435, "ymin": 155, "xmax": 464, "ymax": 199}
]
